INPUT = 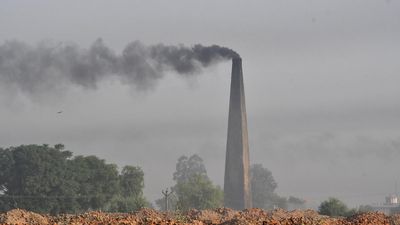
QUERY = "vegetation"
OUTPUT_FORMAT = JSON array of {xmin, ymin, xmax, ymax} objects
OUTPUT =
[
  {"xmin": 357, "ymin": 204, "xmax": 374, "ymax": 213},
  {"xmin": 0, "ymin": 144, "xmax": 148, "ymax": 214},
  {"xmin": 156, "ymin": 154, "xmax": 223, "ymax": 210},
  {"xmin": 318, "ymin": 198, "xmax": 356, "ymax": 217},
  {"xmin": 0, "ymin": 144, "xmax": 308, "ymax": 213},
  {"xmin": 156, "ymin": 159, "xmax": 304, "ymax": 211},
  {"xmin": 175, "ymin": 173, "xmax": 223, "ymax": 210},
  {"xmin": 251, "ymin": 164, "xmax": 305, "ymax": 210}
]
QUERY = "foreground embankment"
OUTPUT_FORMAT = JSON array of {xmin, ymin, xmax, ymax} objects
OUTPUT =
[{"xmin": 1, "ymin": 208, "xmax": 400, "ymax": 225}]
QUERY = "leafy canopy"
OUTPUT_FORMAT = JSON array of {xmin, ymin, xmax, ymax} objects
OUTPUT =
[
  {"xmin": 0, "ymin": 144, "xmax": 148, "ymax": 214},
  {"xmin": 157, "ymin": 154, "xmax": 223, "ymax": 211},
  {"xmin": 318, "ymin": 198, "xmax": 352, "ymax": 217},
  {"xmin": 251, "ymin": 164, "xmax": 305, "ymax": 210}
]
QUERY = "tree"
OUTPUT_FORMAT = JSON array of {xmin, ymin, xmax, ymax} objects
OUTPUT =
[
  {"xmin": 120, "ymin": 166, "xmax": 144, "ymax": 197},
  {"xmin": 250, "ymin": 164, "xmax": 305, "ymax": 210},
  {"xmin": 0, "ymin": 144, "xmax": 76, "ymax": 214},
  {"xmin": 0, "ymin": 148, "xmax": 14, "ymax": 189},
  {"xmin": 0, "ymin": 147, "xmax": 15, "ymax": 212},
  {"xmin": 69, "ymin": 155, "xmax": 120, "ymax": 211},
  {"xmin": 251, "ymin": 164, "xmax": 277, "ymax": 209},
  {"xmin": 106, "ymin": 195, "xmax": 149, "ymax": 212},
  {"xmin": 288, "ymin": 196, "xmax": 306, "ymax": 205},
  {"xmin": 0, "ymin": 144, "xmax": 148, "ymax": 214},
  {"xmin": 173, "ymin": 155, "xmax": 206, "ymax": 184},
  {"xmin": 106, "ymin": 166, "xmax": 149, "ymax": 212},
  {"xmin": 251, "ymin": 164, "xmax": 282, "ymax": 209},
  {"xmin": 358, "ymin": 204, "xmax": 373, "ymax": 213},
  {"xmin": 287, "ymin": 196, "xmax": 306, "ymax": 210},
  {"xmin": 318, "ymin": 198, "xmax": 350, "ymax": 217},
  {"xmin": 156, "ymin": 154, "xmax": 223, "ymax": 211},
  {"xmin": 175, "ymin": 174, "xmax": 223, "ymax": 210}
]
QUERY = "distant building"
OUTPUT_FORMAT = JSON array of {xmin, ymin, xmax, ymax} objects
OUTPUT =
[
  {"xmin": 386, "ymin": 195, "xmax": 398, "ymax": 205},
  {"xmin": 371, "ymin": 195, "xmax": 400, "ymax": 215}
]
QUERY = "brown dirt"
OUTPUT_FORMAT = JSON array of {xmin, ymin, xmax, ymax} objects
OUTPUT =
[
  {"xmin": 0, "ymin": 209, "xmax": 49, "ymax": 225},
  {"xmin": 1, "ymin": 208, "xmax": 400, "ymax": 225}
]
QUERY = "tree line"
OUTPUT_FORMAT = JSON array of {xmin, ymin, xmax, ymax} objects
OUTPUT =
[
  {"xmin": 0, "ymin": 144, "xmax": 148, "ymax": 214},
  {"xmin": 155, "ymin": 154, "xmax": 306, "ymax": 211},
  {"xmin": 0, "ymin": 144, "xmax": 306, "ymax": 214}
]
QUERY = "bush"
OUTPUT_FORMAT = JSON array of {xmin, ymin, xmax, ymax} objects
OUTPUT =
[{"xmin": 318, "ymin": 198, "xmax": 354, "ymax": 217}]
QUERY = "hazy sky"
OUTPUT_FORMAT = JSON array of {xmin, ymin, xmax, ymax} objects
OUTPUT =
[{"xmin": 1, "ymin": 0, "xmax": 400, "ymax": 208}]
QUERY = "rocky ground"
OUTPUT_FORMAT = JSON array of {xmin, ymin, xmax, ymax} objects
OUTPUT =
[{"xmin": 1, "ymin": 208, "xmax": 400, "ymax": 225}]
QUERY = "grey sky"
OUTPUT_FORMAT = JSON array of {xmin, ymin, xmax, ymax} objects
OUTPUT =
[{"xmin": 1, "ymin": 0, "xmax": 400, "ymax": 208}]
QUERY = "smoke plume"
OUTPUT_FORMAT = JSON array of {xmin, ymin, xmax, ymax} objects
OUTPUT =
[{"xmin": 0, "ymin": 39, "xmax": 239, "ymax": 98}]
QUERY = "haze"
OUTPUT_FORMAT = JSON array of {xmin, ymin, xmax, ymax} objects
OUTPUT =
[{"xmin": 1, "ymin": 0, "xmax": 399, "ymax": 208}]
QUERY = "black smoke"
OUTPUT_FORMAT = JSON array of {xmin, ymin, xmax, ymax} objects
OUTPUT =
[{"xmin": 0, "ymin": 39, "xmax": 239, "ymax": 97}]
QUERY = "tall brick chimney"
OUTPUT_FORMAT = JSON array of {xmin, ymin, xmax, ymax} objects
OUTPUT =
[{"xmin": 224, "ymin": 57, "xmax": 252, "ymax": 209}]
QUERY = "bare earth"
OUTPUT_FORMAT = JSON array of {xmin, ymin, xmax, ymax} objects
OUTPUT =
[{"xmin": 1, "ymin": 208, "xmax": 400, "ymax": 225}]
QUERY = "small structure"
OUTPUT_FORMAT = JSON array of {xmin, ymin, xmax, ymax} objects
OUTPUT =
[
  {"xmin": 371, "ymin": 195, "xmax": 400, "ymax": 215},
  {"xmin": 386, "ymin": 195, "xmax": 398, "ymax": 205}
]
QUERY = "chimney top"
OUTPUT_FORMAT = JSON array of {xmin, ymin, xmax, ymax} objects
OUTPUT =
[{"xmin": 232, "ymin": 57, "xmax": 242, "ymax": 64}]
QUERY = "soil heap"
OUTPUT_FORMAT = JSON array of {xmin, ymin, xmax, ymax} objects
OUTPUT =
[{"xmin": 1, "ymin": 208, "xmax": 399, "ymax": 225}]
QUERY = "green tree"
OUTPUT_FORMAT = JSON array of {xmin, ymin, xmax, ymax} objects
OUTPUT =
[
  {"xmin": 156, "ymin": 154, "xmax": 223, "ymax": 211},
  {"xmin": 106, "ymin": 166, "xmax": 149, "ymax": 212},
  {"xmin": 318, "ymin": 198, "xmax": 351, "ymax": 217},
  {"xmin": 0, "ymin": 144, "xmax": 77, "ymax": 214},
  {"xmin": 288, "ymin": 196, "xmax": 306, "ymax": 205},
  {"xmin": 106, "ymin": 195, "xmax": 149, "ymax": 212},
  {"xmin": 173, "ymin": 155, "xmax": 206, "ymax": 184},
  {"xmin": 251, "ymin": 164, "xmax": 277, "ymax": 209},
  {"xmin": 120, "ymin": 166, "xmax": 144, "ymax": 197},
  {"xmin": 175, "ymin": 174, "xmax": 223, "ymax": 210},
  {"xmin": 69, "ymin": 155, "xmax": 120, "ymax": 211},
  {"xmin": 250, "ymin": 164, "xmax": 305, "ymax": 210},
  {"xmin": 0, "ymin": 144, "xmax": 148, "ymax": 214},
  {"xmin": 358, "ymin": 204, "xmax": 373, "ymax": 213},
  {"xmin": 287, "ymin": 196, "xmax": 306, "ymax": 210},
  {"xmin": 0, "ymin": 148, "xmax": 14, "ymax": 189},
  {"xmin": 0, "ymin": 147, "xmax": 15, "ymax": 212}
]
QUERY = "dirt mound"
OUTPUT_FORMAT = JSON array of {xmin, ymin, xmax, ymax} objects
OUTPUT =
[
  {"xmin": 0, "ymin": 209, "xmax": 48, "ymax": 225},
  {"xmin": 345, "ymin": 212, "xmax": 390, "ymax": 225},
  {"xmin": 50, "ymin": 211, "xmax": 140, "ymax": 225},
  {"xmin": 186, "ymin": 207, "xmax": 237, "ymax": 224},
  {"xmin": 1, "ymin": 208, "xmax": 400, "ymax": 224}
]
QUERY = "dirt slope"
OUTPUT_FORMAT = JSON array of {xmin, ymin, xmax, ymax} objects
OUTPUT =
[{"xmin": 1, "ymin": 208, "xmax": 400, "ymax": 225}]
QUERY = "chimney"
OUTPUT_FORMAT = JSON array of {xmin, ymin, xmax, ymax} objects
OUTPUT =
[{"xmin": 224, "ymin": 57, "xmax": 252, "ymax": 209}]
